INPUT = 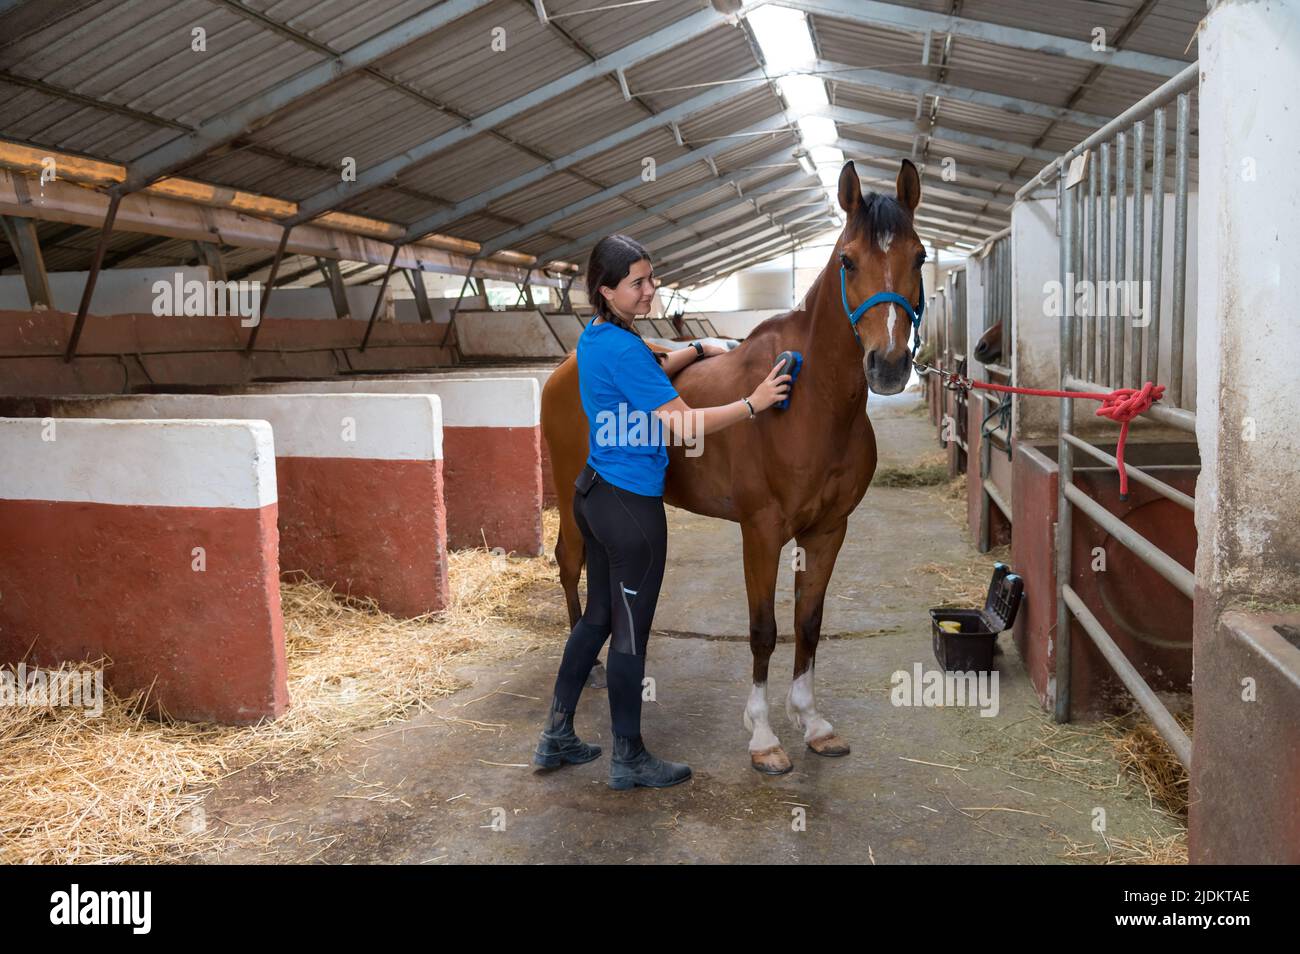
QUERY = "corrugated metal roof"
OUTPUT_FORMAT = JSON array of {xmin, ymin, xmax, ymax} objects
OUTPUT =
[{"xmin": 0, "ymin": 0, "xmax": 1202, "ymax": 286}]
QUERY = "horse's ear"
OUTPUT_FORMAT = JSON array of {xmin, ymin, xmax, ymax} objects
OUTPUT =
[
  {"xmin": 837, "ymin": 160, "xmax": 862, "ymax": 214},
  {"xmin": 896, "ymin": 158, "xmax": 921, "ymax": 212}
]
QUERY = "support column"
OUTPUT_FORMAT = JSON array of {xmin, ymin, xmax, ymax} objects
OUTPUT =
[
  {"xmin": 1190, "ymin": 0, "xmax": 1300, "ymax": 865},
  {"xmin": 0, "ymin": 215, "xmax": 52, "ymax": 309}
]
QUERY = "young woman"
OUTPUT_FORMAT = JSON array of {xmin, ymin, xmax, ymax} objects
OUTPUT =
[{"xmin": 533, "ymin": 234, "xmax": 791, "ymax": 790}]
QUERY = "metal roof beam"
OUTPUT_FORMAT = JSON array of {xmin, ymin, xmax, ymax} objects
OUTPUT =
[
  {"xmin": 828, "ymin": 104, "xmax": 1059, "ymax": 164},
  {"xmin": 660, "ymin": 219, "xmax": 827, "ymax": 282},
  {"xmin": 816, "ymin": 58, "xmax": 1112, "ymax": 130},
  {"xmin": 479, "ymin": 111, "xmax": 798, "ymax": 257},
  {"xmin": 401, "ymin": 68, "xmax": 771, "ymax": 241},
  {"xmin": 656, "ymin": 204, "xmax": 830, "ymax": 271},
  {"xmin": 535, "ymin": 152, "xmax": 811, "ymax": 264},
  {"xmin": 119, "ymin": 0, "xmax": 499, "ymax": 193},
  {"xmin": 669, "ymin": 227, "xmax": 825, "ymax": 287},
  {"xmin": 285, "ymin": 6, "xmax": 730, "ymax": 227},
  {"xmin": 762, "ymin": 0, "xmax": 1186, "ymax": 76},
  {"xmin": 650, "ymin": 195, "xmax": 825, "ymax": 259},
  {"xmin": 834, "ymin": 137, "xmax": 1031, "ymax": 189}
]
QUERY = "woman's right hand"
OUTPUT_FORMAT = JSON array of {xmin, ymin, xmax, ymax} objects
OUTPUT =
[{"xmin": 748, "ymin": 361, "xmax": 792, "ymax": 413}]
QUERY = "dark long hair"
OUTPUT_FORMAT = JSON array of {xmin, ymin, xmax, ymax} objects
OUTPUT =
[{"xmin": 585, "ymin": 234, "xmax": 666, "ymax": 363}]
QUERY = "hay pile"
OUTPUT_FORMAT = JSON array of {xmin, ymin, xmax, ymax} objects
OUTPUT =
[
  {"xmin": 1013, "ymin": 711, "xmax": 1192, "ymax": 865},
  {"xmin": 0, "ymin": 511, "xmax": 562, "ymax": 864}
]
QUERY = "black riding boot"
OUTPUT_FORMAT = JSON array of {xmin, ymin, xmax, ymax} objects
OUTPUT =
[
  {"xmin": 532, "ymin": 697, "xmax": 601, "ymax": 771},
  {"xmin": 608, "ymin": 733, "xmax": 692, "ymax": 790}
]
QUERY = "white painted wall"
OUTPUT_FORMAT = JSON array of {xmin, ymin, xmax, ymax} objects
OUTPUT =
[
  {"xmin": 0, "ymin": 266, "xmax": 210, "ymax": 314},
  {"xmin": 1196, "ymin": 0, "xmax": 1300, "ymax": 603},
  {"xmin": 244, "ymin": 377, "xmax": 539, "ymax": 428},
  {"xmin": 455, "ymin": 310, "xmax": 565, "ymax": 358},
  {"xmin": 47, "ymin": 393, "xmax": 443, "ymax": 461},
  {"xmin": 0, "ymin": 417, "xmax": 275, "ymax": 508}
]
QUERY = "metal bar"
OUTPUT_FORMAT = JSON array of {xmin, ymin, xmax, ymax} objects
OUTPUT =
[
  {"xmin": 359, "ymin": 244, "xmax": 401, "ymax": 352},
  {"xmin": 1131, "ymin": 119, "xmax": 1145, "ymax": 389},
  {"xmin": 245, "ymin": 226, "xmax": 291, "ymax": 352},
  {"xmin": 1147, "ymin": 106, "xmax": 1166, "ymax": 384},
  {"xmin": 1, "ymin": 214, "xmax": 53, "ymax": 308},
  {"xmin": 405, "ymin": 268, "xmax": 434, "ymax": 323},
  {"xmin": 1055, "ymin": 166, "xmax": 1075, "ymax": 724},
  {"xmin": 1015, "ymin": 62, "xmax": 1198, "ymax": 201},
  {"xmin": 1061, "ymin": 585, "xmax": 1192, "ymax": 769},
  {"xmin": 1086, "ymin": 152, "xmax": 1096, "ymax": 381},
  {"xmin": 1061, "ymin": 433, "xmax": 1194, "ymax": 510},
  {"xmin": 317, "ymin": 257, "xmax": 351, "ymax": 320},
  {"xmin": 1099, "ymin": 141, "xmax": 1111, "ymax": 384},
  {"xmin": 1064, "ymin": 483, "xmax": 1195, "ymax": 598},
  {"xmin": 1062, "ymin": 373, "xmax": 1196, "ymax": 432},
  {"xmin": 1073, "ymin": 169, "xmax": 1084, "ymax": 377},
  {"xmin": 1170, "ymin": 92, "xmax": 1190, "ymax": 407},
  {"xmin": 1114, "ymin": 130, "xmax": 1127, "ymax": 390},
  {"xmin": 440, "ymin": 258, "xmax": 478, "ymax": 350},
  {"xmin": 64, "ymin": 192, "xmax": 122, "ymax": 362}
]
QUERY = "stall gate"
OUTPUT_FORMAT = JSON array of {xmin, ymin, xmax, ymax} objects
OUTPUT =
[
  {"xmin": 1016, "ymin": 64, "xmax": 1199, "ymax": 766},
  {"xmin": 970, "ymin": 234, "xmax": 1012, "ymax": 552}
]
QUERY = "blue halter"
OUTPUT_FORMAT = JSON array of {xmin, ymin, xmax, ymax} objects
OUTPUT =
[{"xmin": 839, "ymin": 265, "xmax": 925, "ymax": 358}]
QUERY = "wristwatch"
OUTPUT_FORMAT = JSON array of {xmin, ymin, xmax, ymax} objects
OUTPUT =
[{"xmin": 691, "ymin": 340, "xmax": 704, "ymax": 357}]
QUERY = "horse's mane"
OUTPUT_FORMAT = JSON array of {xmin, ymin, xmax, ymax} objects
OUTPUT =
[{"xmin": 850, "ymin": 191, "xmax": 913, "ymax": 250}]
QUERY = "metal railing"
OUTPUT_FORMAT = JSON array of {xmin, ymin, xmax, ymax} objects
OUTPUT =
[
  {"xmin": 972, "ymin": 232, "xmax": 1012, "ymax": 549},
  {"xmin": 1020, "ymin": 63, "xmax": 1198, "ymax": 770}
]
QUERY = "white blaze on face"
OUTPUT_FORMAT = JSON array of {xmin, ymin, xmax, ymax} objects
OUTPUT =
[
  {"xmin": 743, "ymin": 682, "xmax": 781, "ymax": 752},
  {"xmin": 786, "ymin": 666, "xmax": 834, "ymax": 743},
  {"xmin": 878, "ymin": 231, "xmax": 899, "ymax": 356}
]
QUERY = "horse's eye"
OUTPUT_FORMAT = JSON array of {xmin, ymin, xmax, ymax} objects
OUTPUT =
[{"xmin": 839, "ymin": 253, "xmax": 854, "ymax": 272}]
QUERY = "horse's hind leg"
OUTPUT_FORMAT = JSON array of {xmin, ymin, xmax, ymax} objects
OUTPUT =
[
  {"xmin": 739, "ymin": 520, "xmax": 791, "ymax": 774},
  {"xmin": 787, "ymin": 520, "xmax": 851, "ymax": 756},
  {"xmin": 555, "ymin": 521, "xmax": 584, "ymax": 628},
  {"xmin": 555, "ymin": 518, "xmax": 605, "ymax": 688}
]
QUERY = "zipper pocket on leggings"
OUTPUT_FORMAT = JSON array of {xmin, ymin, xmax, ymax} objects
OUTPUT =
[{"xmin": 619, "ymin": 581, "xmax": 637, "ymax": 656}]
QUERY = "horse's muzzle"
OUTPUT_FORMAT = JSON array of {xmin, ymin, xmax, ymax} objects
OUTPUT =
[{"xmin": 865, "ymin": 348, "xmax": 911, "ymax": 395}]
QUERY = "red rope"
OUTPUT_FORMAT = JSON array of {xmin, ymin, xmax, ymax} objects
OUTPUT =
[{"xmin": 958, "ymin": 378, "xmax": 1166, "ymax": 499}]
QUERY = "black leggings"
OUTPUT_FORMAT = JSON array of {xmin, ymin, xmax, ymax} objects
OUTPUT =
[{"xmin": 550, "ymin": 464, "xmax": 667, "ymax": 738}]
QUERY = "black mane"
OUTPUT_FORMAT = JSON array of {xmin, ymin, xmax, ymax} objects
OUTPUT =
[{"xmin": 850, "ymin": 191, "xmax": 913, "ymax": 249}]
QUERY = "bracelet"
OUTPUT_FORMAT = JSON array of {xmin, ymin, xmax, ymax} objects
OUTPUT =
[
  {"xmin": 741, "ymin": 397, "xmax": 756, "ymax": 419},
  {"xmin": 691, "ymin": 340, "xmax": 704, "ymax": 357}
]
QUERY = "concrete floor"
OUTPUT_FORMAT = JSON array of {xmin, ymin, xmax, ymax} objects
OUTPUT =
[{"xmin": 201, "ymin": 389, "xmax": 1184, "ymax": 864}]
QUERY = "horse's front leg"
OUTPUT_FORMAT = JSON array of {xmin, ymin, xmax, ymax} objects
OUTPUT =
[
  {"xmin": 787, "ymin": 520, "xmax": 851, "ymax": 756},
  {"xmin": 739, "ymin": 519, "xmax": 792, "ymax": 775}
]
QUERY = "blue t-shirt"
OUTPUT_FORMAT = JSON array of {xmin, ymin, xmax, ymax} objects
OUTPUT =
[{"xmin": 575, "ymin": 319, "xmax": 679, "ymax": 496}]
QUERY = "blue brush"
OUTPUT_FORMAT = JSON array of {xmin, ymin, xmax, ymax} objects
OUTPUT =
[{"xmin": 773, "ymin": 350, "xmax": 802, "ymax": 410}]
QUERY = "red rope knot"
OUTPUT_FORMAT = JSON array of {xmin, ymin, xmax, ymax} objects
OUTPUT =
[{"xmin": 1094, "ymin": 382, "xmax": 1165, "ymax": 499}]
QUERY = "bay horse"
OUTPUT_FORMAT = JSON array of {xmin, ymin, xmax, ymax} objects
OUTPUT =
[{"xmin": 541, "ymin": 159, "xmax": 926, "ymax": 774}]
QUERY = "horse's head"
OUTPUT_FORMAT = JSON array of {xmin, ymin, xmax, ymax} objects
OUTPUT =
[
  {"xmin": 834, "ymin": 159, "xmax": 925, "ymax": 395},
  {"xmin": 974, "ymin": 320, "xmax": 1003, "ymax": 364}
]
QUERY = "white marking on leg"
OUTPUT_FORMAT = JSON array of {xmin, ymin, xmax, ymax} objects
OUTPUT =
[
  {"xmin": 743, "ymin": 681, "xmax": 781, "ymax": 752},
  {"xmin": 786, "ymin": 666, "xmax": 834, "ymax": 742}
]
